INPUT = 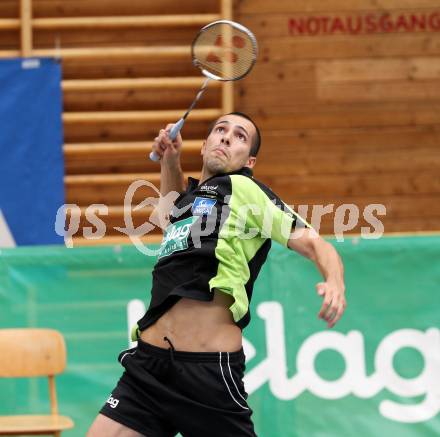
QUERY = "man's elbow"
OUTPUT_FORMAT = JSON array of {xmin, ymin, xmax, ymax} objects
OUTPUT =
[
  {"xmin": 306, "ymin": 234, "xmax": 330, "ymax": 263},
  {"xmin": 287, "ymin": 228, "xmax": 322, "ymax": 261}
]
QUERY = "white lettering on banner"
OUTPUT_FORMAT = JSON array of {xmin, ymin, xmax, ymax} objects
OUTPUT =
[
  {"xmin": 0, "ymin": 209, "xmax": 16, "ymax": 247},
  {"xmin": 126, "ymin": 299, "xmax": 440, "ymax": 423},
  {"xmin": 245, "ymin": 302, "xmax": 440, "ymax": 424}
]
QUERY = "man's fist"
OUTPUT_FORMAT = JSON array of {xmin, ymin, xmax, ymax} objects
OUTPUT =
[
  {"xmin": 151, "ymin": 124, "xmax": 183, "ymax": 164},
  {"xmin": 316, "ymin": 281, "xmax": 346, "ymax": 328}
]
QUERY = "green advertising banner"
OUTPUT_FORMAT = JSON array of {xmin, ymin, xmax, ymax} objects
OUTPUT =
[{"xmin": 0, "ymin": 235, "xmax": 439, "ymax": 436}]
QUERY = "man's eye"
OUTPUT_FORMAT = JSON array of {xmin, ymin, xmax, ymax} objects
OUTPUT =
[
  {"xmin": 238, "ymin": 134, "xmax": 245, "ymax": 141},
  {"xmin": 216, "ymin": 127, "xmax": 224, "ymax": 132}
]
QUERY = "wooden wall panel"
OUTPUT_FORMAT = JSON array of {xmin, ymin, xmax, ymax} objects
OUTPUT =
[
  {"xmin": 236, "ymin": 0, "xmax": 440, "ymax": 14},
  {"xmin": 0, "ymin": 1, "xmax": 18, "ymax": 18},
  {"xmin": 1, "ymin": 0, "xmax": 438, "ymax": 241},
  {"xmin": 63, "ymin": 88, "xmax": 220, "ymax": 112},
  {"xmin": 267, "ymin": 172, "xmax": 440, "ymax": 197},
  {"xmin": 239, "ymin": 81, "xmax": 440, "ymax": 106},
  {"xmin": 0, "ymin": 31, "xmax": 19, "ymax": 50},
  {"xmin": 316, "ymin": 58, "xmax": 440, "ymax": 82},
  {"xmin": 257, "ymin": 148, "xmax": 440, "ymax": 176},
  {"xmin": 272, "ymin": 194, "xmax": 440, "ymax": 235},
  {"xmin": 33, "ymin": 0, "xmax": 219, "ymax": 17},
  {"xmin": 63, "ymin": 120, "xmax": 212, "ymax": 143},
  {"xmin": 33, "ymin": 27, "xmax": 200, "ymax": 48},
  {"xmin": 255, "ymin": 34, "xmax": 440, "ymax": 61},
  {"xmin": 61, "ymin": 57, "xmax": 198, "ymax": 80},
  {"xmin": 250, "ymin": 103, "xmax": 440, "ymax": 130},
  {"xmin": 236, "ymin": 1, "xmax": 440, "ymax": 235},
  {"xmin": 65, "ymin": 150, "xmax": 204, "ymax": 175}
]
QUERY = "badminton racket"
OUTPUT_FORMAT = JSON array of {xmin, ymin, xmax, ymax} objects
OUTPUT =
[{"xmin": 150, "ymin": 20, "xmax": 258, "ymax": 161}]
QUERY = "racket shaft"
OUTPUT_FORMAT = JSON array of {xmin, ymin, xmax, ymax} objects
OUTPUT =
[
  {"xmin": 149, "ymin": 78, "xmax": 211, "ymax": 161},
  {"xmin": 169, "ymin": 78, "xmax": 210, "ymax": 140},
  {"xmin": 183, "ymin": 77, "xmax": 210, "ymax": 119}
]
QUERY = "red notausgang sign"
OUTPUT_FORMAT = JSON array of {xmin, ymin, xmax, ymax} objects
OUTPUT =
[{"xmin": 288, "ymin": 11, "xmax": 440, "ymax": 36}]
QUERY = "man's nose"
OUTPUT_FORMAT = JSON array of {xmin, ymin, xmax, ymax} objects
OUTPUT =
[{"xmin": 220, "ymin": 135, "xmax": 230, "ymax": 145}]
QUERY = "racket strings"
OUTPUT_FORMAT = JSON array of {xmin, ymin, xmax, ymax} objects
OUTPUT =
[{"xmin": 192, "ymin": 23, "xmax": 257, "ymax": 81}]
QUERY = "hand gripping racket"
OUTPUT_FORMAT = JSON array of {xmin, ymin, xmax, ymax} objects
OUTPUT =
[{"xmin": 149, "ymin": 20, "xmax": 258, "ymax": 161}]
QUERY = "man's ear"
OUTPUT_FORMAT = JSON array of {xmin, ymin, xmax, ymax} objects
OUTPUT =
[
  {"xmin": 201, "ymin": 140, "xmax": 207, "ymax": 156},
  {"xmin": 245, "ymin": 156, "xmax": 257, "ymax": 168}
]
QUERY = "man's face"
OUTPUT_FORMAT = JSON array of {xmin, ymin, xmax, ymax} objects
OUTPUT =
[{"xmin": 201, "ymin": 114, "xmax": 257, "ymax": 175}]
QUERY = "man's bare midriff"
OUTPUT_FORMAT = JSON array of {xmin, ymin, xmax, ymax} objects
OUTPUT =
[{"xmin": 140, "ymin": 289, "xmax": 243, "ymax": 352}]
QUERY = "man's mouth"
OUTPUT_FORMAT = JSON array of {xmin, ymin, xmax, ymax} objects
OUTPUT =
[{"xmin": 214, "ymin": 148, "xmax": 228, "ymax": 158}]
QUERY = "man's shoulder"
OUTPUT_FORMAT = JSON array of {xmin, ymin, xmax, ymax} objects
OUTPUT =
[{"xmin": 230, "ymin": 173, "xmax": 279, "ymax": 201}]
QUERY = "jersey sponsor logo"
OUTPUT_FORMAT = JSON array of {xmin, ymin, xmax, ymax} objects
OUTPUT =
[
  {"xmin": 106, "ymin": 395, "xmax": 119, "ymax": 409},
  {"xmin": 158, "ymin": 216, "xmax": 198, "ymax": 259},
  {"xmin": 198, "ymin": 184, "xmax": 218, "ymax": 194},
  {"xmin": 191, "ymin": 197, "xmax": 217, "ymax": 216},
  {"xmin": 199, "ymin": 184, "xmax": 218, "ymax": 191}
]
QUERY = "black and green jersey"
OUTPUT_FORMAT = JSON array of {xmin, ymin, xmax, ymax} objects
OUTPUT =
[{"xmin": 137, "ymin": 166, "xmax": 311, "ymax": 332}]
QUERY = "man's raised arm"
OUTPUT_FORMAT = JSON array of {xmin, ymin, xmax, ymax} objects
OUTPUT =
[
  {"xmin": 152, "ymin": 124, "xmax": 185, "ymax": 195},
  {"xmin": 150, "ymin": 125, "xmax": 185, "ymax": 230}
]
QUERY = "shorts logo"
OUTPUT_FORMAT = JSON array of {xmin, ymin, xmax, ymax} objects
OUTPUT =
[
  {"xmin": 106, "ymin": 395, "xmax": 119, "ymax": 409},
  {"xmin": 192, "ymin": 197, "xmax": 217, "ymax": 216},
  {"xmin": 158, "ymin": 216, "xmax": 198, "ymax": 259}
]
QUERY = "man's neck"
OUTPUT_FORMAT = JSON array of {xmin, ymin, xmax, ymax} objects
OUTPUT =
[
  {"xmin": 198, "ymin": 168, "xmax": 215, "ymax": 186},
  {"xmin": 199, "ymin": 166, "xmax": 250, "ymax": 185}
]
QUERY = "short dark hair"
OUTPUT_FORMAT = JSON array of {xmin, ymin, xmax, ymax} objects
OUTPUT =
[{"xmin": 207, "ymin": 111, "xmax": 261, "ymax": 157}]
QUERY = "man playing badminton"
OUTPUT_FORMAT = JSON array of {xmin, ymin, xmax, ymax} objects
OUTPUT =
[{"xmin": 88, "ymin": 112, "xmax": 346, "ymax": 436}]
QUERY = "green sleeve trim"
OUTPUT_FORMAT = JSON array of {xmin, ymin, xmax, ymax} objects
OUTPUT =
[{"xmin": 130, "ymin": 324, "xmax": 140, "ymax": 342}]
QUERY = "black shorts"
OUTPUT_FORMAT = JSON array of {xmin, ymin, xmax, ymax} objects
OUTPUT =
[{"xmin": 99, "ymin": 337, "xmax": 257, "ymax": 437}]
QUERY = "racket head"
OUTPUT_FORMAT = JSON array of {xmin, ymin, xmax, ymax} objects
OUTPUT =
[{"xmin": 191, "ymin": 20, "xmax": 258, "ymax": 82}]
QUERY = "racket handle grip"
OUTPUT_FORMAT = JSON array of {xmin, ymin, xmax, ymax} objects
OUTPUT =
[
  {"xmin": 149, "ymin": 150, "xmax": 160, "ymax": 162},
  {"xmin": 169, "ymin": 118, "xmax": 185, "ymax": 141},
  {"xmin": 149, "ymin": 118, "xmax": 185, "ymax": 162}
]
